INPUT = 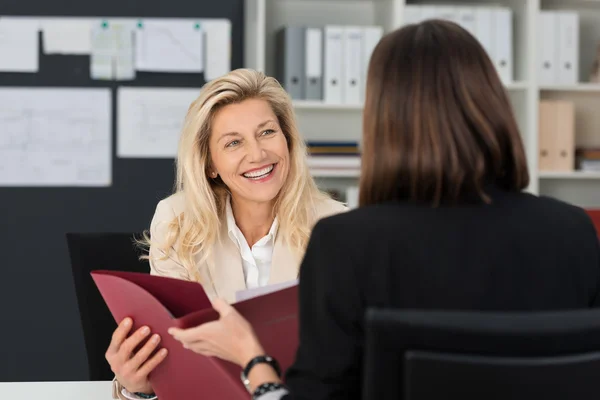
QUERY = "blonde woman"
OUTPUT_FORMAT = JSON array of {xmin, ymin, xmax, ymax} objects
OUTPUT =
[{"xmin": 105, "ymin": 69, "xmax": 347, "ymax": 400}]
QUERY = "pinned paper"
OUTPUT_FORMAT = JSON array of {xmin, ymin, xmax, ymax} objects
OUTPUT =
[
  {"xmin": 135, "ymin": 19, "xmax": 204, "ymax": 73},
  {"xmin": 90, "ymin": 21, "xmax": 114, "ymax": 80},
  {"xmin": 0, "ymin": 17, "xmax": 39, "ymax": 72},
  {"xmin": 117, "ymin": 87, "xmax": 201, "ymax": 158},
  {"xmin": 202, "ymin": 19, "xmax": 231, "ymax": 80},
  {"xmin": 41, "ymin": 19, "xmax": 93, "ymax": 54},
  {"xmin": 0, "ymin": 88, "xmax": 112, "ymax": 186},
  {"xmin": 113, "ymin": 23, "xmax": 136, "ymax": 80},
  {"xmin": 90, "ymin": 20, "xmax": 135, "ymax": 81}
]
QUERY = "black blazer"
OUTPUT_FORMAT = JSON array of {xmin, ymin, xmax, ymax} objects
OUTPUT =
[{"xmin": 284, "ymin": 186, "xmax": 600, "ymax": 400}]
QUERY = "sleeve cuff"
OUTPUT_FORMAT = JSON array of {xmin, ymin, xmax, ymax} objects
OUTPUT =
[{"xmin": 121, "ymin": 388, "xmax": 158, "ymax": 400}]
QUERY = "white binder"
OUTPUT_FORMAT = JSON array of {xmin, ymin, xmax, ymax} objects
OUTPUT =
[
  {"xmin": 435, "ymin": 6, "xmax": 459, "ymax": 24},
  {"xmin": 342, "ymin": 26, "xmax": 363, "ymax": 105},
  {"xmin": 538, "ymin": 11, "xmax": 559, "ymax": 85},
  {"xmin": 420, "ymin": 6, "xmax": 437, "ymax": 22},
  {"xmin": 457, "ymin": 6, "xmax": 476, "ymax": 36},
  {"xmin": 404, "ymin": 5, "xmax": 421, "ymax": 25},
  {"xmin": 304, "ymin": 27, "xmax": 323, "ymax": 100},
  {"xmin": 361, "ymin": 26, "xmax": 383, "ymax": 103},
  {"xmin": 474, "ymin": 7, "xmax": 494, "ymax": 59},
  {"xmin": 323, "ymin": 25, "xmax": 343, "ymax": 104},
  {"xmin": 493, "ymin": 7, "xmax": 513, "ymax": 83},
  {"xmin": 557, "ymin": 11, "xmax": 579, "ymax": 85}
]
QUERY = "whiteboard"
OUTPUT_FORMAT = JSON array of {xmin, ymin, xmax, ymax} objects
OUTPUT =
[
  {"xmin": 0, "ymin": 88, "xmax": 111, "ymax": 186},
  {"xmin": 117, "ymin": 87, "xmax": 201, "ymax": 158}
]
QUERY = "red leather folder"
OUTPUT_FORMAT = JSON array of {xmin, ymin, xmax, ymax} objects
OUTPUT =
[{"xmin": 91, "ymin": 270, "xmax": 299, "ymax": 400}]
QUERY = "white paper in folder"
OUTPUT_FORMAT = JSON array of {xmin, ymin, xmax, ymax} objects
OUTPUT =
[
  {"xmin": 117, "ymin": 87, "xmax": 201, "ymax": 158},
  {"xmin": 235, "ymin": 280, "xmax": 299, "ymax": 303},
  {"xmin": 0, "ymin": 88, "xmax": 111, "ymax": 186}
]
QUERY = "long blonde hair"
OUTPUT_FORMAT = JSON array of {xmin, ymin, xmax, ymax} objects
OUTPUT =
[{"xmin": 143, "ymin": 68, "xmax": 331, "ymax": 281}]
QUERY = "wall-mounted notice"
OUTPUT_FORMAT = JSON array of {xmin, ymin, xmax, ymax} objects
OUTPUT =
[
  {"xmin": 202, "ymin": 19, "xmax": 231, "ymax": 80},
  {"xmin": 41, "ymin": 18, "xmax": 93, "ymax": 55},
  {"xmin": 117, "ymin": 87, "xmax": 201, "ymax": 158},
  {"xmin": 0, "ymin": 17, "xmax": 39, "ymax": 72},
  {"xmin": 0, "ymin": 88, "xmax": 112, "ymax": 186},
  {"xmin": 135, "ymin": 19, "xmax": 204, "ymax": 73}
]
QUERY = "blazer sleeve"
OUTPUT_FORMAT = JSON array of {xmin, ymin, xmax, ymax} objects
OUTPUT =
[
  {"xmin": 284, "ymin": 217, "xmax": 364, "ymax": 400},
  {"xmin": 148, "ymin": 200, "xmax": 191, "ymax": 281}
]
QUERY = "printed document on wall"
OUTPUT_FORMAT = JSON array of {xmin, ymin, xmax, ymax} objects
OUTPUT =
[
  {"xmin": 118, "ymin": 87, "xmax": 201, "ymax": 158},
  {"xmin": 202, "ymin": 19, "xmax": 231, "ymax": 80},
  {"xmin": 0, "ymin": 17, "xmax": 39, "ymax": 72},
  {"xmin": 41, "ymin": 18, "xmax": 94, "ymax": 55},
  {"xmin": 135, "ymin": 19, "xmax": 204, "ymax": 73},
  {"xmin": 0, "ymin": 88, "xmax": 111, "ymax": 186}
]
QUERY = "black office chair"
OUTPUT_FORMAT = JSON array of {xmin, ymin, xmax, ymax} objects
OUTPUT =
[
  {"xmin": 363, "ymin": 308, "xmax": 600, "ymax": 399},
  {"xmin": 67, "ymin": 232, "xmax": 151, "ymax": 381}
]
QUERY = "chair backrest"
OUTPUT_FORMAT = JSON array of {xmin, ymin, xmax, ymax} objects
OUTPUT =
[
  {"xmin": 66, "ymin": 232, "xmax": 150, "ymax": 381},
  {"xmin": 363, "ymin": 308, "xmax": 600, "ymax": 400},
  {"xmin": 586, "ymin": 209, "xmax": 600, "ymax": 236}
]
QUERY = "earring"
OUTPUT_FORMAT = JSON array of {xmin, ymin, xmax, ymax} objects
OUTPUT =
[{"xmin": 211, "ymin": 171, "xmax": 218, "ymax": 178}]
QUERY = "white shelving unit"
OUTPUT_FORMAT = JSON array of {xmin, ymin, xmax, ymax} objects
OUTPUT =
[{"xmin": 244, "ymin": 0, "xmax": 600, "ymax": 207}]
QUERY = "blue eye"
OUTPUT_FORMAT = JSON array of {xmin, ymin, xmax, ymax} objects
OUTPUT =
[
  {"xmin": 226, "ymin": 140, "xmax": 240, "ymax": 148},
  {"xmin": 262, "ymin": 129, "xmax": 275, "ymax": 136}
]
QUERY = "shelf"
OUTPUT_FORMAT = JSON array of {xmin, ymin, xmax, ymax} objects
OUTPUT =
[
  {"xmin": 505, "ymin": 81, "xmax": 531, "ymax": 90},
  {"xmin": 293, "ymin": 100, "xmax": 363, "ymax": 110},
  {"xmin": 294, "ymin": 81, "xmax": 529, "ymax": 111},
  {"xmin": 539, "ymin": 171, "xmax": 600, "ymax": 179},
  {"xmin": 540, "ymin": 84, "xmax": 600, "ymax": 92},
  {"xmin": 310, "ymin": 168, "xmax": 360, "ymax": 178}
]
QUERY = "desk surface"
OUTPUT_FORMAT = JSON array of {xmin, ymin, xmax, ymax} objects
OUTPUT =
[{"xmin": 0, "ymin": 381, "xmax": 112, "ymax": 399}]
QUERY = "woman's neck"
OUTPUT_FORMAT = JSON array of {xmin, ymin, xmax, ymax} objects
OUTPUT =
[{"xmin": 230, "ymin": 197, "xmax": 275, "ymax": 247}]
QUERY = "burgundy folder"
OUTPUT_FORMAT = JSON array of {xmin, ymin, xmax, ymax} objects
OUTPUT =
[{"xmin": 91, "ymin": 270, "xmax": 299, "ymax": 400}]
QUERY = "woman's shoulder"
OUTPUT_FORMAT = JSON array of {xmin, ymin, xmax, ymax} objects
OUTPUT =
[
  {"xmin": 314, "ymin": 196, "xmax": 350, "ymax": 220},
  {"xmin": 153, "ymin": 191, "xmax": 186, "ymax": 219}
]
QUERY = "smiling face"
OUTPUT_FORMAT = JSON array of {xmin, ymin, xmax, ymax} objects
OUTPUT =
[{"xmin": 209, "ymin": 98, "xmax": 290, "ymax": 207}]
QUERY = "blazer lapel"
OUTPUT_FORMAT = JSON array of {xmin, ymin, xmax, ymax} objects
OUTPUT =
[
  {"xmin": 206, "ymin": 236, "xmax": 247, "ymax": 304},
  {"xmin": 268, "ymin": 235, "xmax": 301, "ymax": 285}
]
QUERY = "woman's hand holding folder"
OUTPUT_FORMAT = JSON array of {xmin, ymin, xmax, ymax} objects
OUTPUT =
[
  {"xmin": 105, "ymin": 317, "xmax": 169, "ymax": 395},
  {"xmin": 168, "ymin": 298, "xmax": 264, "ymax": 367}
]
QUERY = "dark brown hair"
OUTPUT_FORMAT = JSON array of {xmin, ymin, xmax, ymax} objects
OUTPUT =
[{"xmin": 359, "ymin": 19, "xmax": 529, "ymax": 207}]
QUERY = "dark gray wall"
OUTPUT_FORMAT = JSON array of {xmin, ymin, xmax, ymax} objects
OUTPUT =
[{"xmin": 0, "ymin": 0, "xmax": 243, "ymax": 381}]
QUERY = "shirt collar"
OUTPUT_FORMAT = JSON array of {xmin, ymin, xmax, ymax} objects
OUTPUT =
[{"xmin": 225, "ymin": 196, "xmax": 279, "ymax": 244}]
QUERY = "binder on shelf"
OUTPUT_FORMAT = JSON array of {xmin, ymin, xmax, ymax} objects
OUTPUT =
[
  {"xmin": 493, "ymin": 7, "xmax": 513, "ymax": 84},
  {"xmin": 276, "ymin": 26, "xmax": 305, "ymax": 100},
  {"xmin": 538, "ymin": 100, "xmax": 557, "ymax": 171},
  {"xmin": 91, "ymin": 270, "xmax": 299, "ymax": 400},
  {"xmin": 457, "ymin": 6, "xmax": 476, "ymax": 36},
  {"xmin": 436, "ymin": 6, "xmax": 459, "ymax": 24},
  {"xmin": 554, "ymin": 100, "xmax": 575, "ymax": 171},
  {"xmin": 420, "ymin": 5, "xmax": 437, "ymax": 22},
  {"xmin": 404, "ymin": 5, "xmax": 422, "ymax": 25},
  {"xmin": 538, "ymin": 12, "xmax": 559, "ymax": 85},
  {"xmin": 342, "ymin": 26, "xmax": 363, "ymax": 105},
  {"xmin": 304, "ymin": 27, "xmax": 323, "ymax": 101},
  {"xmin": 538, "ymin": 100, "xmax": 575, "ymax": 172},
  {"xmin": 361, "ymin": 26, "xmax": 383, "ymax": 103},
  {"xmin": 323, "ymin": 25, "xmax": 344, "ymax": 104},
  {"xmin": 558, "ymin": 11, "xmax": 579, "ymax": 85},
  {"xmin": 474, "ymin": 7, "xmax": 494, "ymax": 59}
]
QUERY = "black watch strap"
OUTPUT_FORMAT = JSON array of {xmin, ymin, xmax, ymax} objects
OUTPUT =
[{"xmin": 243, "ymin": 355, "xmax": 282, "ymax": 378}]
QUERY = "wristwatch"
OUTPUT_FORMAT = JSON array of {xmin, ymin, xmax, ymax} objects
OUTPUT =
[{"xmin": 240, "ymin": 355, "xmax": 282, "ymax": 393}]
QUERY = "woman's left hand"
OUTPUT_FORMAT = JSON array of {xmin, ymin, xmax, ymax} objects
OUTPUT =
[{"xmin": 168, "ymin": 298, "xmax": 265, "ymax": 367}]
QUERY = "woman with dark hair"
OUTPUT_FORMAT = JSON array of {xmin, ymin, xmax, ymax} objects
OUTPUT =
[{"xmin": 168, "ymin": 20, "xmax": 600, "ymax": 400}]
